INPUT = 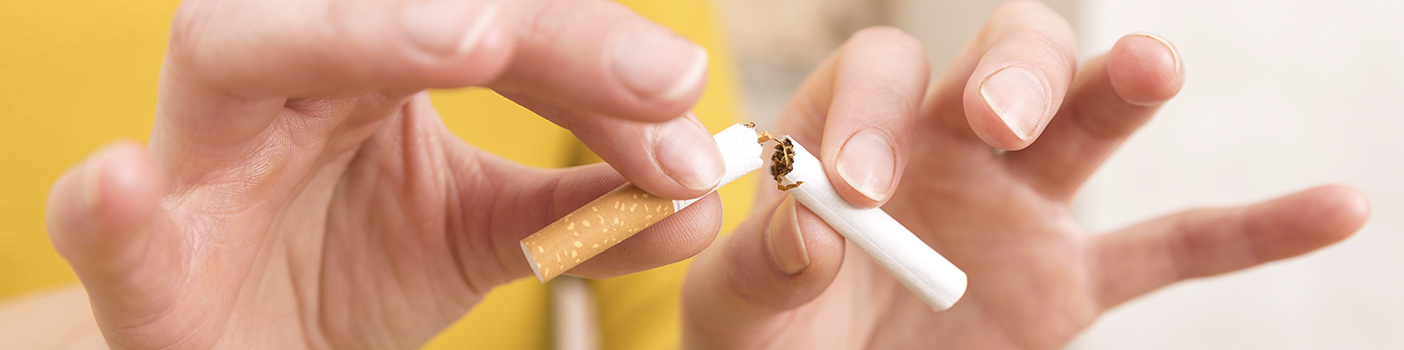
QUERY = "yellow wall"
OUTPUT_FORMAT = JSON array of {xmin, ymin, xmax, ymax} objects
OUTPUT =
[{"xmin": 0, "ymin": 0, "xmax": 179, "ymax": 298}]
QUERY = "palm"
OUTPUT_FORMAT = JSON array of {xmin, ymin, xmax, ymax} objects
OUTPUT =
[
  {"xmin": 123, "ymin": 89, "xmax": 703, "ymax": 349},
  {"xmin": 897, "ymin": 139, "xmax": 1098, "ymax": 348},
  {"xmin": 745, "ymin": 93, "xmax": 1100, "ymax": 348},
  {"xmin": 115, "ymin": 93, "xmax": 467, "ymax": 349},
  {"xmin": 105, "ymin": 87, "xmax": 644, "ymax": 349},
  {"xmin": 803, "ymin": 135, "xmax": 1099, "ymax": 349}
]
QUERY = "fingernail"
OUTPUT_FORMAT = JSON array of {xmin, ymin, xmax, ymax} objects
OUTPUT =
[
  {"xmin": 1133, "ymin": 33, "xmax": 1181, "ymax": 74},
  {"xmin": 401, "ymin": 1, "xmax": 498, "ymax": 56},
  {"xmin": 654, "ymin": 116, "xmax": 724, "ymax": 192},
  {"xmin": 765, "ymin": 196, "xmax": 810, "ymax": 275},
  {"xmin": 836, "ymin": 132, "xmax": 896, "ymax": 202},
  {"xmin": 980, "ymin": 66, "xmax": 1049, "ymax": 141},
  {"xmin": 610, "ymin": 25, "xmax": 708, "ymax": 100}
]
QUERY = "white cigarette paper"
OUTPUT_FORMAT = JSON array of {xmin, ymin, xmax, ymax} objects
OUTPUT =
[
  {"xmin": 775, "ymin": 136, "xmax": 968, "ymax": 311},
  {"xmin": 521, "ymin": 123, "xmax": 765, "ymax": 282},
  {"xmin": 673, "ymin": 123, "xmax": 766, "ymax": 210}
]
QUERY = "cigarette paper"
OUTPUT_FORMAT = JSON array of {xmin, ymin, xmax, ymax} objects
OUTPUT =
[
  {"xmin": 774, "ymin": 136, "xmax": 968, "ymax": 311},
  {"xmin": 522, "ymin": 123, "xmax": 765, "ymax": 282}
]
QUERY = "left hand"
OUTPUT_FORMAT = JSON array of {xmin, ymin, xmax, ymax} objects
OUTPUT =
[
  {"xmin": 680, "ymin": 2, "xmax": 1371, "ymax": 349},
  {"xmin": 46, "ymin": 0, "xmax": 727, "ymax": 348}
]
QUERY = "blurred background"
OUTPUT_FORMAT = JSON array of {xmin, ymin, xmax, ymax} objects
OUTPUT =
[{"xmin": 717, "ymin": 0, "xmax": 1403, "ymax": 348}]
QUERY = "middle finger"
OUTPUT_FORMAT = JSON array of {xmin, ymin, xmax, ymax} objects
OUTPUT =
[{"xmin": 919, "ymin": 0, "xmax": 1078, "ymax": 152}]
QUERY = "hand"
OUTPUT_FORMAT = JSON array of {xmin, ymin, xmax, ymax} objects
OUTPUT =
[
  {"xmin": 681, "ymin": 2, "xmax": 1371, "ymax": 349},
  {"xmin": 45, "ymin": 0, "xmax": 728, "ymax": 348}
]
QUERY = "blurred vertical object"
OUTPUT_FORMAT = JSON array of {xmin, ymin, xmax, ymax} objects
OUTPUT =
[{"xmin": 551, "ymin": 276, "xmax": 600, "ymax": 350}]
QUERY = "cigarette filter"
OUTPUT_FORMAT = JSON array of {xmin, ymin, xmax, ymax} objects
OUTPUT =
[
  {"xmin": 774, "ymin": 136, "xmax": 968, "ymax": 311},
  {"xmin": 522, "ymin": 123, "xmax": 765, "ymax": 282}
]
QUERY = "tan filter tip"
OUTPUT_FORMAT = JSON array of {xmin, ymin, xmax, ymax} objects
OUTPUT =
[{"xmin": 520, "ymin": 184, "xmax": 676, "ymax": 282}]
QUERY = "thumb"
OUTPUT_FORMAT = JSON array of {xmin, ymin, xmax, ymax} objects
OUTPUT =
[
  {"xmin": 681, "ymin": 195, "xmax": 846, "ymax": 349},
  {"xmin": 46, "ymin": 142, "xmax": 181, "ymax": 332}
]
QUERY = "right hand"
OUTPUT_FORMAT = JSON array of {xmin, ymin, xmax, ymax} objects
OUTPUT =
[
  {"xmin": 46, "ymin": 0, "xmax": 728, "ymax": 348},
  {"xmin": 681, "ymin": 2, "xmax": 1369, "ymax": 349}
]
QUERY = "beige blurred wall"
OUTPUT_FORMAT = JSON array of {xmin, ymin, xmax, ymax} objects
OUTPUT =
[
  {"xmin": 717, "ymin": 1, "xmax": 1404, "ymax": 349},
  {"xmin": 716, "ymin": 0, "xmax": 1075, "ymax": 128}
]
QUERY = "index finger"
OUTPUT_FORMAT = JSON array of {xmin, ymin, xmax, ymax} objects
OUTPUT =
[{"xmin": 156, "ymin": 0, "xmax": 719, "ymax": 199}]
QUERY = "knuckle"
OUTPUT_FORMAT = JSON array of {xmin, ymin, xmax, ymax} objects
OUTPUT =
[
  {"xmin": 988, "ymin": 1, "xmax": 1076, "ymax": 49},
  {"xmin": 988, "ymin": 29, "xmax": 1077, "ymax": 77},
  {"xmin": 167, "ymin": 1, "xmax": 213, "ymax": 67},
  {"xmin": 521, "ymin": 0, "xmax": 568, "ymax": 41},
  {"xmin": 995, "ymin": 0, "xmax": 1057, "ymax": 18},
  {"xmin": 852, "ymin": 25, "xmax": 906, "ymax": 40},
  {"xmin": 847, "ymin": 26, "xmax": 928, "ymax": 68},
  {"xmin": 522, "ymin": 0, "xmax": 630, "ymax": 48},
  {"xmin": 852, "ymin": 26, "xmax": 921, "ymax": 51}
]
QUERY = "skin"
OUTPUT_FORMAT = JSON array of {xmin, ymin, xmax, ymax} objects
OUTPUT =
[
  {"xmin": 681, "ymin": 2, "xmax": 1370, "ymax": 350},
  {"xmin": 24, "ymin": 0, "xmax": 1370, "ymax": 349}
]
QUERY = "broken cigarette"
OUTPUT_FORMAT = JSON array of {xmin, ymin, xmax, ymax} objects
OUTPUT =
[
  {"xmin": 772, "ymin": 136, "xmax": 968, "ymax": 311},
  {"xmin": 521, "ymin": 123, "xmax": 765, "ymax": 283}
]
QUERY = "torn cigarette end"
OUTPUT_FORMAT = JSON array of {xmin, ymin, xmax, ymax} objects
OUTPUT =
[
  {"xmin": 521, "ymin": 184, "xmax": 675, "ymax": 282},
  {"xmin": 773, "ymin": 135, "xmax": 967, "ymax": 311},
  {"xmin": 769, "ymin": 138, "xmax": 803, "ymax": 191}
]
